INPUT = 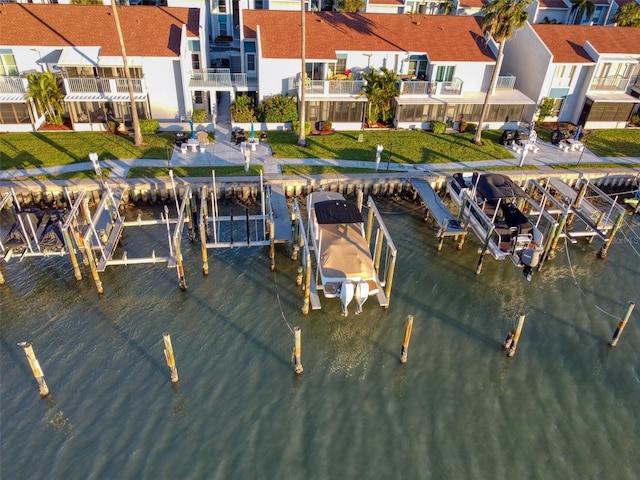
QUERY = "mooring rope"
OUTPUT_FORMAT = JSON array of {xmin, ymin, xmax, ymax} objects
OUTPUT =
[
  {"xmin": 272, "ymin": 268, "xmax": 294, "ymax": 335},
  {"xmin": 563, "ymin": 231, "xmax": 619, "ymax": 320}
]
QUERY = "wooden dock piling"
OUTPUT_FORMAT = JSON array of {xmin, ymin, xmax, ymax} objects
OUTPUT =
[
  {"xmin": 476, "ymin": 226, "xmax": 495, "ymax": 275},
  {"xmin": 609, "ymin": 302, "xmax": 635, "ymax": 347},
  {"xmin": 503, "ymin": 314, "xmax": 526, "ymax": 357},
  {"xmin": 163, "ymin": 333, "xmax": 179, "ymax": 383},
  {"xmin": 400, "ymin": 315, "xmax": 414, "ymax": 363},
  {"xmin": 199, "ymin": 187, "xmax": 209, "ymax": 275},
  {"xmin": 269, "ymin": 220, "xmax": 276, "ymax": 272},
  {"xmin": 81, "ymin": 197, "xmax": 104, "ymax": 293},
  {"xmin": 18, "ymin": 342, "xmax": 50, "ymax": 396},
  {"xmin": 302, "ymin": 253, "xmax": 312, "ymax": 315},
  {"xmin": 62, "ymin": 226, "xmax": 82, "ymax": 281},
  {"xmin": 293, "ymin": 326, "xmax": 303, "ymax": 374},
  {"xmin": 598, "ymin": 211, "xmax": 625, "ymax": 259}
]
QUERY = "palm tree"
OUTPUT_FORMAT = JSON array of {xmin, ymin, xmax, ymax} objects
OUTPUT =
[
  {"xmin": 472, "ymin": 0, "xmax": 531, "ymax": 145},
  {"xmin": 338, "ymin": 0, "xmax": 365, "ymax": 11},
  {"xmin": 359, "ymin": 67, "xmax": 399, "ymax": 126},
  {"xmin": 298, "ymin": 4, "xmax": 307, "ymax": 147},
  {"xmin": 439, "ymin": 1, "xmax": 454, "ymax": 14},
  {"xmin": 26, "ymin": 71, "xmax": 65, "ymax": 125},
  {"xmin": 612, "ymin": 2, "xmax": 640, "ymax": 27},
  {"xmin": 110, "ymin": 0, "xmax": 143, "ymax": 146},
  {"xmin": 570, "ymin": 0, "xmax": 595, "ymax": 24}
]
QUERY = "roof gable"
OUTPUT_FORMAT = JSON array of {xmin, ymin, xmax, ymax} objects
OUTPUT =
[
  {"xmin": 533, "ymin": 25, "xmax": 640, "ymax": 63},
  {"xmin": 243, "ymin": 11, "xmax": 495, "ymax": 63},
  {"xmin": 0, "ymin": 4, "xmax": 199, "ymax": 58}
]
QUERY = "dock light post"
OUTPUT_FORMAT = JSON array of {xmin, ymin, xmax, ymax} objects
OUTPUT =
[
  {"xmin": 576, "ymin": 140, "xmax": 587, "ymax": 167},
  {"xmin": 89, "ymin": 152, "xmax": 101, "ymax": 180}
]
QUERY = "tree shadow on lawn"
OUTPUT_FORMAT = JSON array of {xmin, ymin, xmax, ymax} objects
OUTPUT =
[{"xmin": 0, "ymin": 137, "xmax": 44, "ymax": 170}]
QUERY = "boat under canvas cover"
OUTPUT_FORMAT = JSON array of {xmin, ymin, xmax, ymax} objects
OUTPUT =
[
  {"xmin": 475, "ymin": 173, "xmax": 529, "ymax": 200},
  {"xmin": 3, "ymin": 209, "xmax": 44, "ymax": 249}
]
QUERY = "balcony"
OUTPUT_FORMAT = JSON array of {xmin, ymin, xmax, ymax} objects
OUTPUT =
[
  {"xmin": 188, "ymin": 69, "xmax": 248, "ymax": 89},
  {"xmin": 0, "ymin": 76, "xmax": 28, "ymax": 94},
  {"xmin": 400, "ymin": 77, "xmax": 463, "ymax": 96},
  {"xmin": 590, "ymin": 75, "xmax": 629, "ymax": 92},
  {"xmin": 63, "ymin": 77, "xmax": 147, "ymax": 99},
  {"xmin": 495, "ymin": 74, "xmax": 516, "ymax": 89}
]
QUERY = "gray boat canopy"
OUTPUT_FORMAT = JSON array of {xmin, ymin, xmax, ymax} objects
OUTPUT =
[
  {"xmin": 476, "ymin": 174, "xmax": 528, "ymax": 200},
  {"xmin": 314, "ymin": 200, "xmax": 363, "ymax": 225}
]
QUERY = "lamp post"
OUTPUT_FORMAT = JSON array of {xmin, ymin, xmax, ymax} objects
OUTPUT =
[{"xmin": 576, "ymin": 140, "xmax": 587, "ymax": 167}]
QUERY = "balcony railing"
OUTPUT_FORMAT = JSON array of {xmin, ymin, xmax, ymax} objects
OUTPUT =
[
  {"xmin": 400, "ymin": 81, "xmax": 436, "ymax": 95},
  {"xmin": 188, "ymin": 69, "xmax": 247, "ymax": 88},
  {"xmin": 0, "ymin": 76, "xmax": 28, "ymax": 94},
  {"xmin": 65, "ymin": 77, "xmax": 146, "ymax": 95},
  {"xmin": 495, "ymin": 74, "xmax": 516, "ymax": 89},
  {"xmin": 590, "ymin": 75, "xmax": 629, "ymax": 91}
]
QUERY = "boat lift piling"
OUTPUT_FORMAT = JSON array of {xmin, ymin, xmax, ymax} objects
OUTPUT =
[
  {"xmin": 503, "ymin": 314, "xmax": 526, "ymax": 357},
  {"xmin": 609, "ymin": 302, "xmax": 635, "ymax": 347},
  {"xmin": 199, "ymin": 185, "xmax": 209, "ymax": 275},
  {"xmin": 293, "ymin": 326, "xmax": 303, "ymax": 374},
  {"xmin": 17, "ymin": 342, "xmax": 50, "ymax": 397},
  {"xmin": 400, "ymin": 315, "xmax": 414, "ymax": 364},
  {"xmin": 163, "ymin": 332, "xmax": 179, "ymax": 383}
]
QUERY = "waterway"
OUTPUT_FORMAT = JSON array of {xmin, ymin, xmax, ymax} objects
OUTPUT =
[{"xmin": 1, "ymin": 199, "xmax": 639, "ymax": 479}]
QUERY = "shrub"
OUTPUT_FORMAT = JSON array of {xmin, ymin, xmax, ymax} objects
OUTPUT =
[
  {"xmin": 257, "ymin": 94, "xmax": 298, "ymax": 123},
  {"xmin": 230, "ymin": 95, "xmax": 257, "ymax": 123},
  {"xmin": 537, "ymin": 97, "xmax": 556, "ymax": 123},
  {"xmin": 431, "ymin": 121, "xmax": 447, "ymax": 134},
  {"xmin": 630, "ymin": 114, "xmax": 640, "ymax": 126},
  {"xmin": 139, "ymin": 119, "xmax": 159, "ymax": 135},
  {"xmin": 458, "ymin": 121, "xmax": 468, "ymax": 133},
  {"xmin": 465, "ymin": 123, "xmax": 477, "ymax": 133},
  {"xmin": 107, "ymin": 120, "xmax": 119, "ymax": 133},
  {"xmin": 191, "ymin": 109, "xmax": 209, "ymax": 123},
  {"xmin": 322, "ymin": 121, "xmax": 333, "ymax": 132},
  {"xmin": 291, "ymin": 121, "xmax": 311, "ymax": 136}
]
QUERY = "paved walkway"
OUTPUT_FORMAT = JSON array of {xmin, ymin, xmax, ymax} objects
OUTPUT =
[{"xmin": 1, "ymin": 119, "xmax": 639, "ymax": 181}]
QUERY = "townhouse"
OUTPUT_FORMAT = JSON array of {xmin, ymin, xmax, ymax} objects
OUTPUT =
[
  {"xmin": 241, "ymin": 11, "xmax": 536, "ymax": 130},
  {"xmin": 0, "ymin": 3, "xmax": 208, "ymax": 132},
  {"xmin": 502, "ymin": 23, "xmax": 640, "ymax": 129}
]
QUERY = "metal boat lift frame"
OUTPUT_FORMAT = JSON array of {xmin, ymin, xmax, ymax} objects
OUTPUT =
[{"xmin": 291, "ymin": 192, "xmax": 397, "ymax": 314}]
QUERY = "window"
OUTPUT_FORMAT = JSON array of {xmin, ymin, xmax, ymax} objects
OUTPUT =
[
  {"xmin": 219, "ymin": 17, "xmax": 228, "ymax": 36},
  {"xmin": 305, "ymin": 62, "xmax": 325, "ymax": 80},
  {"xmin": 191, "ymin": 53, "xmax": 200, "ymax": 70},
  {"xmin": 218, "ymin": 0, "xmax": 226, "ymax": 13},
  {"xmin": 407, "ymin": 55, "xmax": 427, "ymax": 79},
  {"xmin": 0, "ymin": 103, "xmax": 31, "ymax": 124},
  {"xmin": 551, "ymin": 98, "xmax": 564, "ymax": 117},
  {"xmin": 486, "ymin": 104, "xmax": 525, "ymax": 123},
  {"xmin": 587, "ymin": 101, "xmax": 634, "ymax": 122},
  {"xmin": 335, "ymin": 54, "xmax": 347, "ymax": 75},
  {"xmin": 246, "ymin": 54, "xmax": 255, "ymax": 72},
  {"xmin": 305, "ymin": 101, "xmax": 363, "ymax": 122},
  {"xmin": 194, "ymin": 91, "xmax": 203, "ymax": 104},
  {"xmin": 553, "ymin": 65, "xmax": 575, "ymax": 87},
  {"xmin": 435, "ymin": 65, "xmax": 454, "ymax": 82},
  {"xmin": 0, "ymin": 50, "xmax": 19, "ymax": 76},
  {"xmin": 188, "ymin": 40, "xmax": 201, "ymax": 52},
  {"xmin": 398, "ymin": 104, "xmax": 445, "ymax": 122}
]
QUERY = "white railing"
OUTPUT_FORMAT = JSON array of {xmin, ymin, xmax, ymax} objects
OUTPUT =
[
  {"xmin": 496, "ymin": 74, "xmax": 516, "ymax": 89},
  {"xmin": 400, "ymin": 80, "xmax": 436, "ymax": 95},
  {"xmin": 188, "ymin": 69, "xmax": 247, "ymax": 88},
  {"xmin": 65, "ymin": 77, "xmax": 146, "ymax": 95},
  {"xmin": 590, "ymin": 75, "xmax": 629, "ymax": 91},
  {"xmin": 0, "ymin": 76, "xmax": 28, "ymax": 93}
]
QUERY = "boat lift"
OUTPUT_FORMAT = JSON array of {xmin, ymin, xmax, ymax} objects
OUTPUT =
[
  {"xmin": 526, "ymin": 177, "xmax": 626, "ymax": 258},
  {"xmin": 446, "ymin": 175, "xmax": 559, "ymax": 275},
  {"xmin": 290, "ymin": 192, "xmax": 397, "ymax": 314},
  {"xmin": 193, "ymin": 171, "xmax": 288, "ymax": 276}
]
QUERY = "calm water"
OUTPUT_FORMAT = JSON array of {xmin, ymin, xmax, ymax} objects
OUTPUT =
[{"xmin": 1, "ymin": 199, "xmax": 639, "ymax": 479}]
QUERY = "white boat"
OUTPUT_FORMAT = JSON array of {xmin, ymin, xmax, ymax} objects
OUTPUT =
[
  {"xmin": 448, "ymin": 173, "xmax": 545, "ymax": 281},
  {"xmin": 307, "ymin": 191, "xmax": 380, "ymax": 315}
]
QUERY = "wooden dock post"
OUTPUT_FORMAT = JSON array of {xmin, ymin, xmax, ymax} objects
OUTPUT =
[
  {"xmin": 293, "ymin": 326, "xmax": 303, "ymax": 374},
  {"xmin": 400, "ymin": 315, "xmax": 414, "ymax": 363},
  {"xmin": 174, "ymin": 240, "xmax": 187, "ymax": 291},
  {"xmin": 476, "ymin": 226, "xmax": 495, "ymax": 275},
  {"xmin": 269, "ymin": 220, "xmax": 276, "ymax": 272},
  {"xmin": 18, "ymin": 342, "xmax": 50, "ymax": 396},
  {"xmin": 598, "ymin": 211, "xmax": 625, "ymax": 259},
  {"xmin": 81, "ymin": 197, "xmax": 104, "ymax": 294},
  {"xmin": 185, "ymin": 195, "xmax": 195, "ymax": 242},
  {"xmin": 503, "ymin": 314, "xmax": 526, "ymax": 357},
  {"xmin": 538, "ymin": 223, "xmax": 558, "ymax": 270},
  {"xmin": 365, "ymin": 203, "xmax": 374, "ymax": 244},
  {"xmin": 163, "ymin": 333, "xmax": 179, "ymax": 383},
  {"xmin": 301, "ymin": 253, "xmax": 312, "ymax": 315},
  {"xmin": 62, "ymin": 226, "xmax": 82, "ymax": 281},
  {"xmin": 199, "ymin": 187, "xmax": 209, "ymax": 275},
  {"xmin": 609, "ymin": 302, "xmax": 635, "ymax": 347},
  {"xmin": 291, "ymin": 211, "xmax": 300, "ymax": 261}
]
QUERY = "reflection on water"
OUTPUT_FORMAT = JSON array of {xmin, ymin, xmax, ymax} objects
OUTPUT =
[{"xmin": 1, "ymin": 203, "xmax": 639, "ymax": 479}]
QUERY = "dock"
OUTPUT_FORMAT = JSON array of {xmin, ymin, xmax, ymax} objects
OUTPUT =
[
  {"xmin": 411, "ymin": 179, "xmax": 467, "ymax": 250},
  {"xmin": 268, "ymin": 184, "xmax": 293, "ymax": 243}
]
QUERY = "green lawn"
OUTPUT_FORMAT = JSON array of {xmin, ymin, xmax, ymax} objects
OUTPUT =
[
  {"xmin": 281, "ymin": 165, "xmax": 381, "ymax": 175},
  {"xmin": 579, "ymin": 129, "xmax": 640, "ymax": 157},
  {"xmin": 0, "ymin": 132, "xmax": 177, "ymax": 170},
  {"xmin": 268, "ymin": 130, "xmax": 514, "ymax": 164}
]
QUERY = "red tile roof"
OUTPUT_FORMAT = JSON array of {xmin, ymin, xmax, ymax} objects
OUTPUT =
[
  {"xmin": 0, "ymin": 4, "xmax": 199, "ymax": 57},
  {"xmin": 458, "ymin": 0, "xmax": 487, "ymax": 8},
  {"xmin": 537, "ymin": 0, "xmax": 569, "ymax": 8},
  {"xmin": 243, "ymin": 11, "xmax": 495, "ymax": 62},
  {"xmin": 532, "ymin": 25, "xmax": 640, "ymax": 63}
]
